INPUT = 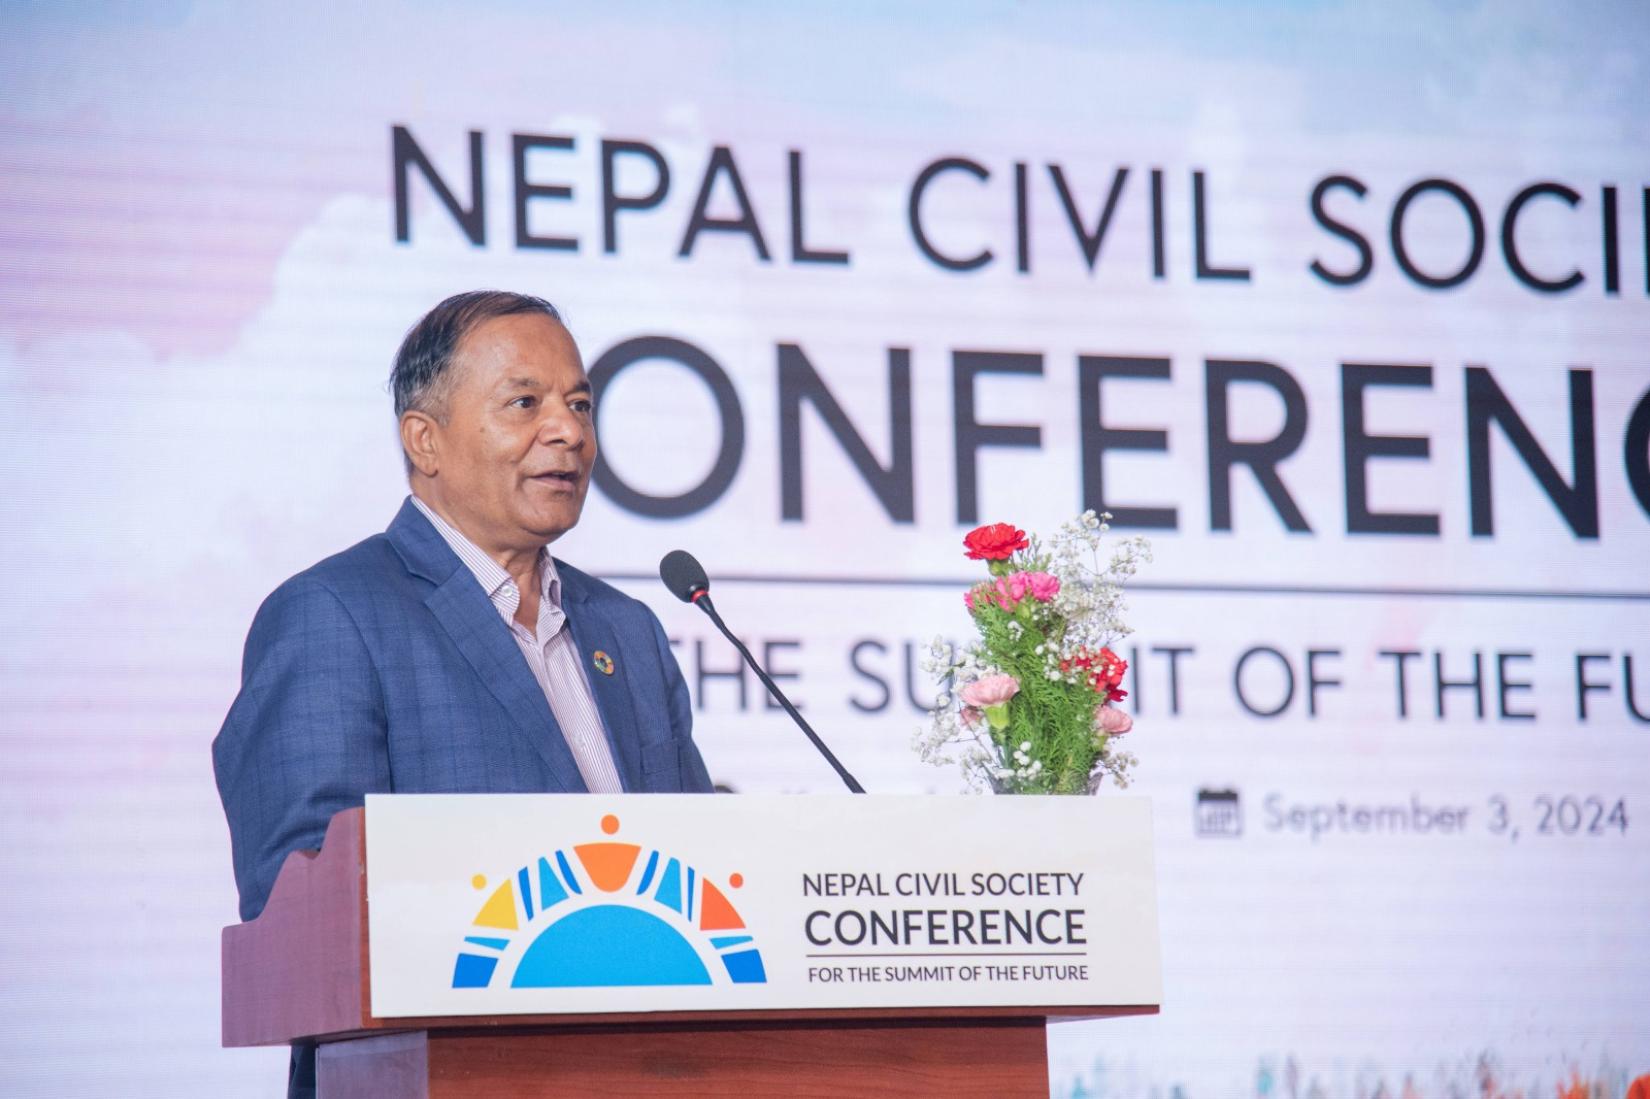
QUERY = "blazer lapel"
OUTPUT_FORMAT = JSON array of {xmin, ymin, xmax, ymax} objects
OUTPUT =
[
  {"xmin": 560, "ymin": 568, "xmax": 645, "ymax": 793},
  {"xmin": 422, "ymin": 577, "xmax": 587, "ymax": 793},
  {"xmin": 387, "ymin": 499, "xmax": 587, "ymax": 793}
]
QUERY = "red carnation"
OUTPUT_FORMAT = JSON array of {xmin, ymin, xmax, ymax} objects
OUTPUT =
[
  {"xmin": 1092, "ymin": 648, "xmax": 1128, "ymax": 703},
  {"xmin": 1061, "ymin": 647, "xmax": 1129, "ymax": 703},
  {"xmin": 964, "ymin": 523, "xmax": 1029, "ymax": 561}
]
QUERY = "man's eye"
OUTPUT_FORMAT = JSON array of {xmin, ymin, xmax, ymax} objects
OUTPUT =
[
  {"xmin": 570, "ymin": 398, "xmax": 594, "ymax": 414},
  {"xmin": 509, "ymin": 396, "xmax": 538, "ymax": 410}
]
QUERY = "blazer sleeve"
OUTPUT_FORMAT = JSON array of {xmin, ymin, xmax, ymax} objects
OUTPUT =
[
  {"xmin": 651, "ymin": 608, "xmax": 715, "ymax": 792},
  {"xmin": 212, "ymin": 575, "xmax": 391, "ymax": 921}
]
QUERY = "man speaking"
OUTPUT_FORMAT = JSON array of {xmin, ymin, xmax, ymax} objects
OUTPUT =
[{"xmin": 213, "ymin": 290, "xmax": 714, "ymax": 1094}]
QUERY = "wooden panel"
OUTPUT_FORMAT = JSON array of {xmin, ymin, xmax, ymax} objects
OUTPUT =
[
  {"xmin": 222, "ymin": 808, "xmax": 370, "ymax": 1047},
  {"xmin": 418, "ymin": 1019, "xmax": 1048, "ymax": 1098}
]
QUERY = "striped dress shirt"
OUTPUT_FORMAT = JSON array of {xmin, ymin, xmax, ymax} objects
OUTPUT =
[{"xmin": 410, "ymin": 496, "xmax": 623, "ymax": 793}]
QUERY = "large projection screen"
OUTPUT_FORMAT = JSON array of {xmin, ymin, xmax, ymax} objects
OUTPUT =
[{"xmin": 2, "ymin": 4, "xmax": 1647, "ymax": 1096}]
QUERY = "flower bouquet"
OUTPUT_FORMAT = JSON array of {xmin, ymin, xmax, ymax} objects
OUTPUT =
[{"xmin": 917, "ymin": 513, "xmax": 1151, "ymax": 794}]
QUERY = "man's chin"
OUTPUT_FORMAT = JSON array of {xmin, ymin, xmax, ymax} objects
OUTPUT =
[{"xmin": 520, "ymin": 502, "xmax": 586, "ymax": 544}]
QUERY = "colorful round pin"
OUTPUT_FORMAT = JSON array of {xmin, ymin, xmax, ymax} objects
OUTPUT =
[{"xmin": 592, "ymin": 650, "xmax": 615, "ymax": 675}]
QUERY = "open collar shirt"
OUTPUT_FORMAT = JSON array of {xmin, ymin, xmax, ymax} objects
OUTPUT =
[{"xmin": 410, "ymin": 495, "xmax": 623, "ymax": 794}]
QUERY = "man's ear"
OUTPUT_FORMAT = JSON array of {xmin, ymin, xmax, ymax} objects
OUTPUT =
[{"xmin": 399, "ymin": 412, "xmax": 441, "ymax": 477}]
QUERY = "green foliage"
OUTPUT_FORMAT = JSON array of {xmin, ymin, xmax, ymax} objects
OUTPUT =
[{"xmin": 968, "ymin": 579, "xmax": 1106, "ymax": 795}]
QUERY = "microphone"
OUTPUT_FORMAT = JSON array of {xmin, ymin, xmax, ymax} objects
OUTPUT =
[
  {"xmin": 659, "ymin": 550, "xmax": 866, "ymax": 794},
  {"xmin": 659, "ymin": 549, "xmax": 710, "ymax": 605}
]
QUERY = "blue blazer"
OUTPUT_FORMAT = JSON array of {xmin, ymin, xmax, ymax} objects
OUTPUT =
[{"xmin": 213, "ymin": 498, "xmax": 713, "ymax": 922}]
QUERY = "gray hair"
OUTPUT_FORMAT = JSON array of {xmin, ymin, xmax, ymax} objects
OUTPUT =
[{"xmin": 389, "ymin": 290, "xmax": 562, "ymax": 472}]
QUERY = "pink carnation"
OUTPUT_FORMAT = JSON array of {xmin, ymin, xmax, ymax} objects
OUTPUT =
[
  {"xmin": 976, "ymin": 571, "xmax": 1062, "ymax": 612},
  {"xmin": 1023, "ymin": 571, "xmax": 1060, "ymax": 601},
  {"xmin": 1096, "ymin": 705, "xmax": 1133, "ymax": 735},
  {"xmin": 960, "ymin": 674, "xmax": 1020, "ymax": 708}
]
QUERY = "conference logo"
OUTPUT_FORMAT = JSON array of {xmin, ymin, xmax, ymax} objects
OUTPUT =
[{"xmin": 450, "ymin": 813, "xmax": 767, "ymax": 989}]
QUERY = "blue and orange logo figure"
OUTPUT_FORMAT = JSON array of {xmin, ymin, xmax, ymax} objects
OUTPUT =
[{"xmin": 451, "ymin": 813, "xmax": 767, "ymax": 989}]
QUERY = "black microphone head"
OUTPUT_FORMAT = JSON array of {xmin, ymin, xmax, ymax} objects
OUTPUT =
[{"xmin": 659, "ymin": 549, "xmax": 710, "ymax": 603}]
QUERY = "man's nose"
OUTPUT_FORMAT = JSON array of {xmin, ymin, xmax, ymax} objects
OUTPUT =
[{"xmin": 536, "ymin": 400, "xmax": 587, "ymax": 447}]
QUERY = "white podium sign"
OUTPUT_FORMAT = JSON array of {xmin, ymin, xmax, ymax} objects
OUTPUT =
[{"xmin": 364, "ymin": 793, "xmax": 1161, "ymax": 1018}]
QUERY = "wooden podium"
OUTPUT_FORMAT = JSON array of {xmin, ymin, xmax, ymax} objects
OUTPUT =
[{"xmin": 223, "ymin": 799, "xmax": 1160, "ymax": 1097}]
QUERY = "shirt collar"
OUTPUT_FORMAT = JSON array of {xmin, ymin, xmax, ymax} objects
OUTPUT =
[{"xmin": 409, "ymin": 495, "xmax": 561, "ymax": 617}]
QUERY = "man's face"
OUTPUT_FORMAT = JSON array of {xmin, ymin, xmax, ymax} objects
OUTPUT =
[{"xmin": 421, "ymin": 312, "xmax": 597, "ymax": 554}]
